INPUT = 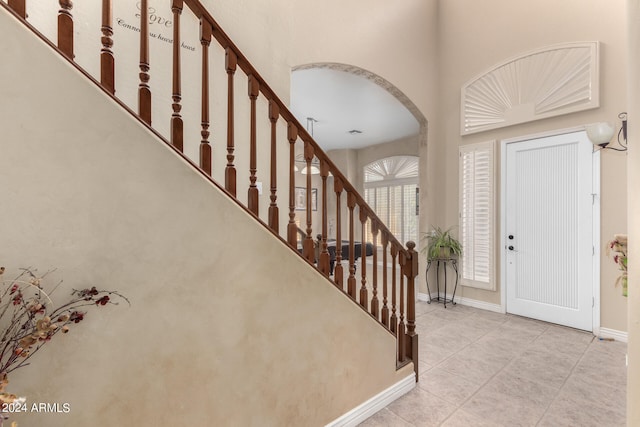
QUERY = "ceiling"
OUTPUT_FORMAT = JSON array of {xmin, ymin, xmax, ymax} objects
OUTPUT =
[{"xmin": 290, "ymin": 68, "xmax": 420, "ymax": 151}]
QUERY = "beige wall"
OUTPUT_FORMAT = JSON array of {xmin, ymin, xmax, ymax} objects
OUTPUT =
[
  {"xmin": 201, "ymin": 0, "xmax": 293, "ymax": 102},
  {"xmin": 437, "ymin": 0, "xmax": 629, "ymax": 329},
  {"xmin": 626, "ymin": 1, "xmax": 639, "ymax": 424},
  {"xmin": 288, "ymin": 0, "xmax": 629, "ymax": 331},
  {"xmin": 0, "ymin": 7, "xmax": 413, "ymax": 426},
  {"xmin": 289, "ymin": 0, "xmax": 442, "ymax": 275},
  {"xmin": 290, "ymin": 0, "xmax": 437, "ymax": 120}
]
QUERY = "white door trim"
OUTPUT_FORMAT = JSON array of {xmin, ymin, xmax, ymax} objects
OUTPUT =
[
  {"xmin": 499, "ymin": 126, "xmax": 601, "ymax": 331},
  {"xmin": 592, "ymin": 149, "xmax": 601, "ymax": 334}
]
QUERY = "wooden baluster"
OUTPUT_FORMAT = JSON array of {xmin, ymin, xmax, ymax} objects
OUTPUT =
[
  {"xmin": 170, "ymin": 0, "xmax": 184, "ymax": 151},
  {"xmin": 319, "ymin": 160, "xmax": 330, "ymax": 276},
  {"xmin": 398, "ymin": 250, "xmax": 406, "ymax": 363},
  {"xmin": 359, "ymin": 208, "xmax": 368, "ymax": 310},
  {"xmin": 405, "ymin": 241, "xmax": 419, "ymax": 376},
  {"xmin": 138, "ymin": 0, "xmax": 151, "ymax": 124},
  {"xmin": 381, "ymin": 232, "xmax": 390, "ymax": 328},
  {"xmin": 199, "ymin": 20, "xmax": 212, "ymax": 175},
  {"xmin": 371, "ymin": 221, "xmax": 379, "ymax": 319},
  {"xmin": 287, "ymin": 124, "xmax": 298, "ymax": 247},
  {"xmin": 390, "ymin": 243, "xmax": 398, "ymax": 333},
  {"xmin": 268, "ymin": 100, "xmax": 280, "ymax": 232},
  {"xmin": 8, "ymin": 0, "xmax": 26, "ymax": 19},
  {"xmin": 334, "ymin": 178, "xmax": 344, "ymax": 289},
  {"xmin": 347, "ymin": 191, "xmax": 357, "ymax": 299},
  {"xmin": 247, "ymin": 75, "xmax": 260, "ymax": 215},
  {"xmin": 58, "ymin": 1, "xmax": 74, "ymax": 59},
  {"xmin": 100, "ymin": 0, "xmax": 115, "ymax": 94},
  {"xmin": 225, "ymin": 48, "xmax": 237, "ymax": 196},
  {"xmin": 303, "ymin": 141, "xmax": 315, "ymax": 263}
]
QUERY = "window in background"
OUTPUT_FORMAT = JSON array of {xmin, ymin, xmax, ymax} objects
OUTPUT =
[{"xmin": 363, "ymin": 156, "xmax": 419, "ymax": 247}]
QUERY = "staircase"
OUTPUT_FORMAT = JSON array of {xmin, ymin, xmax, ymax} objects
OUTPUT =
[{"xmin": 0, "ymin": 1, "xmax": 418, "ymax": 425}]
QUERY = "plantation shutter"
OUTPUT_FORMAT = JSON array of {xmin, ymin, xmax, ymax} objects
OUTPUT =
[
  {"xmin": 365, "ymin": 182, "xmax": 418, "ymax": 245},
  {"xmin": 459, "ymin": 141, "xmax": 495, "ymax": 290},
  {"xmin": 364, "ymin": 156, "xmax": 419, "ymax": 246}
]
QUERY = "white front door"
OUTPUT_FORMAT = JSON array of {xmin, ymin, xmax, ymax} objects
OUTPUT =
[{"xmin": 504, "ymin": 131, "xmax": 594, "ymax": 331}]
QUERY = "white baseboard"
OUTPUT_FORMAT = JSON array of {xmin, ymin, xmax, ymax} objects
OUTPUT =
[
  {"xmin": 325, "ymin": 373, "xmax": 415, "ymax": 427},
  {"xmin": 418, "ymin": 292, "xmax": 504, "ymax": 313},
  {"xmin": 597, "ymin": 327, "xmax": 628, "ymax": 343},
  {"xmin": 417, "ymin": 292, "xmax": 431, "ymax": 303},
  {"xmin": 418, "ymin": 294, "xmax": 626, "ymax": 340}
]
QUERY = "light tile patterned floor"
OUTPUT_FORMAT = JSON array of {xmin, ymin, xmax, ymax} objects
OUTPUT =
[{"xmin": 359, "ymin": 301, "xmax": 627, "ymax": 427}]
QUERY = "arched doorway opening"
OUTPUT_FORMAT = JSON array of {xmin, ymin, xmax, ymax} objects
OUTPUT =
[{"xmin": 290, "ymin": 63, "xmax": 428, "ymax": 248}]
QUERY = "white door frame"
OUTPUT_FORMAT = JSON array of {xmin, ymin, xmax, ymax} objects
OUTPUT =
[{"xmin": 499, "ymin": 126, "xmax": 601, "ymax": 332}]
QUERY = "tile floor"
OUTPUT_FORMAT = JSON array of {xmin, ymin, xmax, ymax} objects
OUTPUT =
[{"xmin": 359, "ymin": 301, "xmax": 627, "ymax": 427}]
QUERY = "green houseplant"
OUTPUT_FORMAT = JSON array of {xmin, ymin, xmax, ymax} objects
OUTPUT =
[{"xmin": 422, "ymin": 226, "xmax": 462, "ymax": 260}]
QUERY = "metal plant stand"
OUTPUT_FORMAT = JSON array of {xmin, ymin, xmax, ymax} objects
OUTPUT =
[{"xmin": 425, "ymin": 258, "xmax": 459, "ymax": 308}]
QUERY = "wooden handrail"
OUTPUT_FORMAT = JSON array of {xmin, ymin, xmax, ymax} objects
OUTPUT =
[
  {"xmin": 3, "ymin": 0, "xmax": 418, "ymax": 375},
  {"xmin": 180, "ymin": 0, "xmax": 409, "ymax": 254}
]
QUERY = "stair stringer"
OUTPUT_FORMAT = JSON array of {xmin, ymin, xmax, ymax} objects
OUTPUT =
[{"xmin": 0, "ymin": 7, "xmax": 413, "ymax": 427}]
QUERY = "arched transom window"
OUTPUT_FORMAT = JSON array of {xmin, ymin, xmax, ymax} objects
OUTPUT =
[{"xmin": 364, "ymin": 156, "xmax": 419, "ymax": 246}]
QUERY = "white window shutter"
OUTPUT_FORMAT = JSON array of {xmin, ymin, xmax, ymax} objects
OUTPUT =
[
  {"xmin": 364, "ymin": 156, "xmax": 419, "ymax": 246},
  {"xmin": 459, "ymin": 141, "xmax": 495, "ymax": 290}
]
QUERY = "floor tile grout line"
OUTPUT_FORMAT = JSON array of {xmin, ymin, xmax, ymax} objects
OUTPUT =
[
  {"xmin": 443, "ymin": 325, "xmax": 551, "ymax": 424},
  {"xmin": 428, "ymin": 307, "xmax": 556, "ymax": 426},
  {"xmin": 533, "ymin": 334, "xmax": 596, "ymax": 426},
  {"xmin": 431, "ymin": 308, "xmax": 532, "ymax": 425},
  {"xmin": 387, "ymin": 303, "xmax": 626, "ymax": 427}
]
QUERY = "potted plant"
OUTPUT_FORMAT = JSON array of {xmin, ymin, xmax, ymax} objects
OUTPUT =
[{"xmin": 422, "ymin": 226, "xmax": 462, "ymax": 260}]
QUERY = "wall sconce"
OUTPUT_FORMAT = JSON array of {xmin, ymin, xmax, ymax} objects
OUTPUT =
[{"xmin": 586, "ymin": 112, "xmax": 628, "ymax": 151}]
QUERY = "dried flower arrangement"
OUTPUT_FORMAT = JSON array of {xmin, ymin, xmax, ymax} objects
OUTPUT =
[
  {"xmin": 0, "ymin": 266, "xmax": 128, "ymax": 426},
  {"xmin": 606, "ymin": 234, "xmax": 628, "ymax": 297}
]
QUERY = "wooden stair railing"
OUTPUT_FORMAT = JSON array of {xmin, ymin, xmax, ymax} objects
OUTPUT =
[{"xmin": 2, "ymin": 0, "xmax": 418, "ymax": 376}]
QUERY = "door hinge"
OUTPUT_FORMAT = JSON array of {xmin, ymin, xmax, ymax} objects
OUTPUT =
[{"xmin": 592, "ymin": 297, "xmax": 595, "ymax": 308}]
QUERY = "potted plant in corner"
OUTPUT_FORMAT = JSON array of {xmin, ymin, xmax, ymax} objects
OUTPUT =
[{"xmin": 422, "ymin": 226, "xmax": 463, "ymax": 260}]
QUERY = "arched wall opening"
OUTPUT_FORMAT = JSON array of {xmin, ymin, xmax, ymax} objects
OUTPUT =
[{"xmin": 290, "ymin": 62, "xmax": 429, "ymax": 250}]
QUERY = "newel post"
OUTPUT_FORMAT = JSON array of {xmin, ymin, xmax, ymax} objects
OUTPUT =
[{"xmin": 404, "ymin": 241, "xmax": 419, "ymax": 380}]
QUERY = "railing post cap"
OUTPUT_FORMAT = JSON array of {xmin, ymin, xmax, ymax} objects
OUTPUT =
[{"xmin": 406, "ymin": 241, "xmax": 416, "ymax": 251}]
